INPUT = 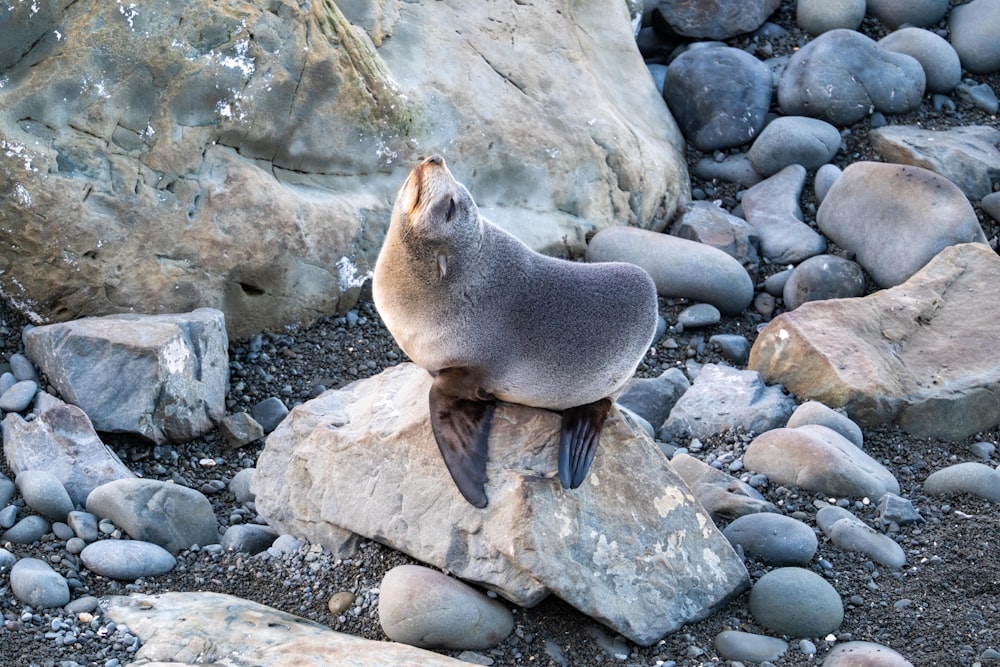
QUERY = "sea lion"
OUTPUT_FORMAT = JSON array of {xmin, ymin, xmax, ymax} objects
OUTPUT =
[{"xmin": 373, "ymin": 154, "xmax": 659, "ymax": 507}]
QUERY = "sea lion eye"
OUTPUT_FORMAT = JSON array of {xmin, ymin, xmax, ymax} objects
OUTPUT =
[{"xmin": 446, "ymin": 198, "xmax": 456, "ymax": 220}]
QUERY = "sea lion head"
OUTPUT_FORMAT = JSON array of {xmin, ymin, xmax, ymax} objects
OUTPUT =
[{"xmin": 392, "ymin": 154, "xmax": 481, "ymax": 246}]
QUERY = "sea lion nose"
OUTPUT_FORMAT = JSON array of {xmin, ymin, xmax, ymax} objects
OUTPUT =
[{"xmin": 425, "ymin": 154, "xmax": 445, "ymax": 166}]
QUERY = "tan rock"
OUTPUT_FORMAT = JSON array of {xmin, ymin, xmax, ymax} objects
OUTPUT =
[
  {"xmin": 252, "ymin": 363, "xmax": 748, "ymax": 646},
  {"xmin": 749, "ymin": 243, "xmax": 1000, "ymax": 440}
]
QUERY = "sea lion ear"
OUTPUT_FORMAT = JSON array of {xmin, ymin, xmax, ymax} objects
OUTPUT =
[{"xmin": 436, "ymin": 251, "xmax": 448, "ymax": 280}]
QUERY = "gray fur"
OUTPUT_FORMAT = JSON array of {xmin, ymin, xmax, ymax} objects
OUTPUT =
[{"xmin": 373, "ymin": 155, "xmax": 658, "ymax": 411}]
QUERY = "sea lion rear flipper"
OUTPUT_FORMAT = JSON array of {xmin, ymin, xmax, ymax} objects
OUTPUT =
[
  {"xmin": 428, "ymin": 369, "xmax": 496, "ymax": 508},
  {"xmin": 558, "ymin": 398, "xmax": 613, "ymax": 489}
]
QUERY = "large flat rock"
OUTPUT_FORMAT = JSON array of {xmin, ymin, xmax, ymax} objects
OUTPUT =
[
  {"xmin": 749, "ymin": 243, "xmax": 1000, "ymax": 440},
  {"xmin": 252, "ymin": 363, "xmax": 748, "ymax": 646}
]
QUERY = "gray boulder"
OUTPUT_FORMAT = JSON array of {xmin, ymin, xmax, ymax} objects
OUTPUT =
[
  {"xmin": 655, "ymin": 0, "xmax": 782, "ymax": 39},
  {"xmin": 252, "ymin": 362, "xmax": 748, "ymax": 646},
  {"xmin": 0, "ymin": 0, "xmax": 686, "ymax": 338},
  {"xmin": 24, "ymin": 309, "xmax": 228, "ymax": 444}
]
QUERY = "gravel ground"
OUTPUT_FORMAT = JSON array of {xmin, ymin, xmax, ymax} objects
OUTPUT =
[{"xmin": 3, "ymin": 3, "xmax": 1000, "ymax": 666}]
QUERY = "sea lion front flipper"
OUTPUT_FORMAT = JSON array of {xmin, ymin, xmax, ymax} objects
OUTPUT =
[
  {"xmin": 428, "ymin": 368, "xmax": 496, "ymax": 508},
  {"xmin": 558, "ymin": 398, "xmax": 613, "ymax": 490}
]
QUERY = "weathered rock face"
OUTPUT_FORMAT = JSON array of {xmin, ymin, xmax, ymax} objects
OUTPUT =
[
  {"xmin": 748, "ymin": 244, "xmax": 1000, "ymax": 440},
  {"xmin": 0, "ymin": 0, "xmax": 687, "ymax": 338},
  {"xmin": 251, "ymin": 363, "xmax": 748, "ymax": 646}
]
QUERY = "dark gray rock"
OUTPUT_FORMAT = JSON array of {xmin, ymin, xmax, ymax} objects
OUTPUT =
[
  {"xmin": 15, "ymin": 470, "xmax": 74, "ymax": 522},
  {"xmin": 749, "ymin": 567, "xmax": 844, "ymax": 637},
  {"xmin": 782, "ymin": 254, "xmax": 866, "ymax": 310},
  {"xmin": 741, "ymin": 165, "xmax": 827, "ymax": 264},
  {"xmin": 221, "ymin": 524, "xmax": 279, "ymax": 555},
  {"xmin": 866, "ymin": 0, "xmax": 949, "ymax": 28},
  {"xmin": 669, "ymin": 453, "xmax": 778, "ymax": 521},
  {"xmin": 796, "ymin": 0, "xmax": 865, "ymax": 34},
  {"xmin": 616, "ymin": 369, "xmax": 690, "ymax": 431},
  {"xmin": 723, "ymin": 513, "xmax": 818, "ymax": 566},
  {"xmin": 251, "ymin": 397, "xmax": 290, "ymax": 434},
  {"xmin": 1, "ymin": 515, "xmax": 51, "ymax": 544},
  {"xmin": 747, "ymin": 116, "xmax": 842, "ymax": 176},
  {"xmin": 671, "ymin": 201, "xmax": 762, "ymax": 283},
  {"xmin": 655, "ymin": 0, "xmax": 782, "ymax": 39},
  {"xmin": 715, "ymin": 630, "xmax": 789, "ymax": 662}
]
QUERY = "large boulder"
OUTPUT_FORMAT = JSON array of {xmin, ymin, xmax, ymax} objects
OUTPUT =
[
  {"xmin": 748, "ymin": 244, "xmax": 1000, "ymax": 440},
  {"xmin": 0, "ymin": 0, "xmax": 687, "ymax": 338},
  {"xmin": 252, "ymin": 362, "xmax": 748, "ymax": 646}
]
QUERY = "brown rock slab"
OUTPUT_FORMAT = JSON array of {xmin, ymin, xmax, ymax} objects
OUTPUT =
[{"xmin": 748, "ymin": 244, "xmax": 1000, "ymax": 440}]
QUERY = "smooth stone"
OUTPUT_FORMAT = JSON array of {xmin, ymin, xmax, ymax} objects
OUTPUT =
[
  {"xmin": 669, "ymin": 453, "xmax": 778, "ymax": 521},
  {"xmin": 763, "ymin": 268, "xmax": 793, "ymax": 297},
  {"xmin": 971, "ymin": 441, "xmax": 998, "ymax": 460},
  {"xmin": 378, "ymin": 564, "xmax": 514, "ymax": 650},
  {"xmin": 741, "ymin": 165, "xmax": 827, "ymax": 264},
  {"xmin": 64, "ymin": 595, "xmax": 101, "ymax": 614},
  {"xmin": 747, "ymin": 116, "xmax": 841, "ymax": 176},
  {"xmin": 52, "ymin": 521, "xmax": 75, "ymax": 540},
  {"xmin": 984, "ymin": 192, "xmax": 1000, "ymax": 223},
  {"xmin": 220, "ymin": 412, "xmax": 265, "ymax": 448},
  {"xmin": 0, "ymin": 379, "xmax": 38, "ymax": 412},
  {"xmin": 0, "ymin": 372, "xmax": 15, "ymax": 395},
  {"xmin": 676, "ymin": 304, "xmax": 721, "ymax": 329},
  {"xmin": 782, "ymin": 254, "xmax": 865, "ymax": 310},
  {"xmin": 0, "ymin": 504, "xmax": 17, "ymax": 530},
  {"xmin": 796, "ymin": 0, "xmax": 864, "ymax": 34},
  {"xmin": 955, "ymin": 82, "xmax": 1000, "ymax": 114},
  {"xmin": 879, "ymin": 28, "xmax": 962, "ymax": 94},
  {"xmin": 778, "ymin": 29, "xmax": 925, "ymax": 125},
  {"xmin": 67, "ymin": 510, "xmax": 100, "ymax": 542},
  {"xmin": 221, "ymin": 523, "xmax": 279, "ymax": 555},
  {"xmin": 251, "ymin": 396, "xmax": 289, "ymax": 434},
  {"xmin": 670, "ymin": 201, "xmax": 762, "ymax": 283},
  {"xmin": 229, "ymin": 467, "xmax": 257, "ymax": 505},
  {"xmin": 950, "ymin": 0, "xmax": 1000, "ymax": 74},
  {"xmin": 869, "ymin": 125, "xmax": 1000, "ymax": 200},
  {"xmin": 9, "ymin": 557, "xmax": 70, "ymax": 608},
  {"xmin": 106, "ymin": 591, "xmax": 474, "ymax": 666},
  {"xmin": 1, "ymin": 514, "xmax": 52, "ymax": 544},
  {"xmin": 816, "ymin": 161, "xmax": 986, "ymax": 287},
  {"xmin": 85, "ymin": 478, "xmax": 220, "ymax": 554},
  {"xmin": 9, "ymin": 352, "xmax": 38, "ymax": 381},
  {"xmin": 586, "ymin": 227, "xmax": 754, "ymax": 314},
  {"xmin": 0, "ymin": 476, "xmax": 15, "ymax": 507},
  {"xmin": 659, "ymin": 364, "xmax": 796, "ymax": 442},
  {"xmin": 80, "ymin": 539, "xmax": 177, "ymax": 580},
  {"xmin": 786, "ymin": 401, "xmax": 863, "ymax": 448},
  {"xmin": 814, "ymin": 163, "xmax": 841, "ymax": 204},
  {"xmin": 654, "ymin": 0, "xmax": 781, "ymax": 39},
  {"xmin": 749, "ymin": 567, "xmax": 844, "ymax": 638},
  {"xmin": 923, "ymin": 462, "xmax": 1000, "ymax": 502},
  {"xmin": 824, "ymin": 640, "xmax": 915, "ymax": 666},
  {"xmin": 866, "ymin": 0, "xmax": 949, "ymax": 28},
  {"xmin": 744, "ymin": 424, "xmax": 900, "ymax": 500},
  {"xmin": 0, "ymin": 547, "xmax": 15, "ymax": 573},
  {"xmin": 663, "ymin": 46, "xmax": 773, "ymax": 151},
  {"xmin": 15, "ymin": 469, "xmax": 75, "ymax": 522},
  {"xmin": 715, "ymin": 630, "xmax": 789, "ymax": 662},
  {"xmin": 616, "ymin": 368, "xmax": 691, "ymax": 431},
  {"xmin": 722, "ymin": 513, "xmax": 818, "ymax": 566},
  {"xmin": 816, "ymin": 506, "xmax": 907, "ymax": 568},
  {"xmin": 693, "ymin": 154, "xmax": 764, "ymax": 188},
  {"xmin": 708, "ymin": 334, "xmax": 751, "ymax": 365}
]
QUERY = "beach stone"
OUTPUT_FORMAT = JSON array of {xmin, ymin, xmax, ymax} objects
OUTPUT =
[
  {"xmin": 669, "ymin": 453, "xmax": 778, "ymax": 521},
  {"xmin": 3, "ymin": 401, "xmax": 136, "ymax": 507},
  {"xmin": 740, "ymin": 165, "xmax": 827, "ymax": 264},
  {"xmin": 816, "ymin": 506, "xmax": 907, "ymax": 568},
  {"xmin": 15, "ymin": 469, "xmax": 74, "ymax": 522},
  {"xmin": 670, "ymin": 201, "xmax": 761, "ymax": 283},
  {"xmin": 0, "ymin": 505, "xmax": 17, "ymax": 530},
  {"xmin": 782, "ymin": 254, "xmax": 866, "ymax": 310},
  {"xmin": 750, "ymin": 244, "xmax": 1000, "ymax": 439},
  {"xmin": 1, "ymin": 515, "xmax": 51, "ymax": 544},
  {"xmin": 747, "ymin": 116, "xmax": 841, "ymax": 176},
  {"xmin": 923, "ymin": 462, "xmax": 1000, "ymax": 502},
  {"xmin": 221, "ymin": 524, "xmax": 279, "ymax": 555},
  {"xmin": 220, "ymin": 412, "xmax": 265, "ymax": 449},
  {"xmin": 693, "ymin": 154, "xmax": 764, "ymax": 188},
  {"xmin": 251, "ymin": 397, "xmax": 289, "ymax": 434},
  {"xmin": 67, "ymin": 510, "xmax": 100, "ymax": 542},
  {"xmin": 709, "ymin": 334, "xmax": 751, "ymax": 365},
  {"xmin": 659, "ymin": 364, "xmax": 796, "ymax": 442},
  {"xmin": 9, "ymin": 558, "xmax": 70, "ymax": 609},
  {"xmin": 586, "ymin": 227, "xmax": 754, "ymax": 315},
  {"xmin": 816, "ymin": 162, "xmax": 986, "ymax": 287},
  {"xmin": 9, "ymin": 352, "xmax": 38, "ymax": 381},
  {"xmin": 616, "ymin": 369, "xmax": 690, "ymax": 431},
  {"xmin": 950, "ymin": 0, "xmax": 1000, "ymax": 74},
  {"xmin": 869, "ymin": 125, "xmax": 1000, "ymax": 201},
  {"xmin": 824, "ymin": 640, "xmax": 915, "ymax": 666},
  {"xmin": 814, "ymin": 163, "xmax": 842, "ymax": 204},
  {"xmin": 715, "ymin": 630, "xmax": 789, "ymax": 662},
  {"xmin": 0, "ymin": 475, "xmax": 14, "ymax": 508},
  {"xmin": 983, "ymin": 192, "xmax": 1000, "ymax": 222},
  {"xmin": 0, "ymin": 548, "xmax": 14, "ymax": 573},
  {"xmin": 24, "ymin": 309, "xmax": 229, "ymax": 445},
  {"xmin": 749, "ymin": 567, "xmax": 844, "ymax": 638},
  {"xmin": 722, "ymin": 513, "xmax": 818, "ymax": 566},
  {"xmin": 379, "ymin": 564, "xmax": 514, "ymax": 650},
  {"xmin": 0, "ymin": 379, "xmax": 37, "ymax": 412},
  {"xmin": 106, "ymin": 591, "xmax": 473, "ymax": 666},
  {"xmin": 86, "ymin": 478, "xmax": 220, "ymax": 554},
  {"xmin": 744, "ymin": 425, "xmax": 900, "ymax": 500},
  {"xmin": 677, "ymin": 304, "xmax": 721, "ymax": 329},
  {"xmin": 878, "ymin": 28, "xmax": 962, "ymax": 94},
  {"xmin": 229, "ymin": 468, "xmax": 257, "ymax": 505},
  {"xmin": 955, "ymin": 82, "xmax": 1000, "ymax": 114},
  {"xmin": 252, "ymin": 362, "xmax": 749, "ymax": 646},
  {"xmin": 778, "ymin": 29, "xmax": 925, "ymax": 125},
  {"xmin": 796, "ymin": 0, "xmax": 865, "ymax": 34},
  {"xmin": 877, "ymin": 494, "xmax": 924, "ymax": 526},
  {"xmin": 80, "ymin": 539, "xmax": 177, "ymax": 580},
  {"xmin": 663, "ymin": 46, "xmax": 773, "ymax": 151},
  {"xmin": 786, "ymin": 401, "xmax": 863, "ymax": 448},
  {"xmin": 654, "ymin": 0, "xmax": 781, "ymax": 39},
  {"xmin": 866, "ymin": 0, "xmax": 949, "ymax": 28}
]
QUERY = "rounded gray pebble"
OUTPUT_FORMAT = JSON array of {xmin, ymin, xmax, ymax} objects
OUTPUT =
[
  {"xmin": 229, "ymin": 468, "xmax": 256, "ymax": 505},
  {"xmin": 749, "ymin": 567, "xmax": 844, "ymax": 637},
  {"xmin": 824, "ymin": 640, "xmax": 915, "ymax": 666},
  {"xmin": 786, "ymin": 400, "xmax": 864, "ymax": 448},
  {"xmin": 879, "ymin": 28, "xmax": 962, "ymax": 94},
  {"xmin": 723, "ymin": 513, "xmax": 818, "ymax": 566},
  {"xmin": 709, "ymin": 334, "xmax": 751, "ymax": 364},
  {"xmin": 0, "ymin": 504, "xmax": 17, "ymax": 529},
  {"xmin": 677, "ymin": 303, "xmax": 721, "ymax": 329},
  {"xmin": 782, "ymin": 254, "xmax": 865, "ymax": 310},
  {"xmin": 0, "ymin": 379, "xmax": 38, "ymax": 412},
  {"xmin": 66, "ymin": 537, "xmax": 87, "ymax": 555},
  {"xmin": 748, "ymin": 116, "xmax": 842, "ymax": 176},
  {"xmin": 982, "ymin": 192, "xmax": 1000, "ymax": 223},
  {"xmin": 0, "ymin": 476, "xmax": 15, "ymax": 507},
  {"xmin": 814, "ymin": 164, "xmax": 841, "ymax": 204},
  {"xmin": 9, "ymin": 352, "xmax": 38, "ymax": 381},
  {"xmin": 0, "ymin": 547, "xmax": 15, "ymax": 573},
  {"xmin": 221, "ymin": 523, "xmax": 279, "ymax": 555},
  {"xmin": 16, "ymin": 469, "xmax": 74, "ymax": 522},
  {"xmin": 867, "ymin": 0, "xmax": 949, "ymax": 28},
  {"xmin": 67, "ymin": 510, "xmax": 99, "ymax": 542},
  {"xmin": 251, "ymin": 397, "xmax": 289, "ymax": 433},
  {"xmin": 1, "ymin": 514, "xmax": 52, "ymax": 544},
  {"xmin": 715, "ymin": 630, "xmax": 788, "ymax": 662},
  {"xmin": 949, "ymin": 0, "xmax": 1000, "ymax": 75},
  {"xmin": 923, "ymin": 462, "xmax": 1000, "ymax": 502},
  {"xmin": 64, "ymin": 595, "xmax": 101, "ymax": 614},
  {"xmin": 816, "ymin": 505, "xmax": 907, "ymax": 568},
  {"xmin": 10, "ymin": 557, "xmax": 70, "ymax": 608},
  {"xmin": 80, "ymin": 539, "xmax": 177, "ymax": 580}
]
